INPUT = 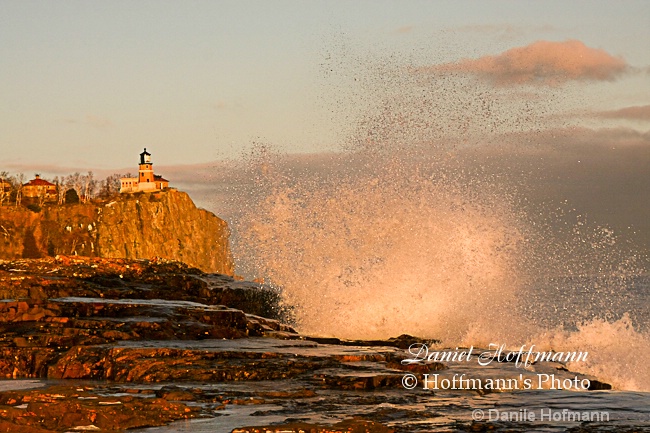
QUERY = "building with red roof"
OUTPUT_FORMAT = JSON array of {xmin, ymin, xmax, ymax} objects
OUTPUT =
[{"xmin": 23, "ymin": 175, "xmax": 57, "ymax": 200}]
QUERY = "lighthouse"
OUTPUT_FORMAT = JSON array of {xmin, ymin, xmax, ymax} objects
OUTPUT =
[
  {"xmin": 120, "ymin": 148, "xmax": 170, "ymax": 193},
  {"xmin": 138, "ymin": 148, "xmax": 155, "ymax": 186}
]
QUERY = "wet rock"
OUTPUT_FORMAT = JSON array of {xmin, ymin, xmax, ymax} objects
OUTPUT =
[
  {"xmin": 0, "ymin": 257, "xmax": 299, "ymax": 380},
  {"xmin": 304, "ymin": 334, "xmax": 438, "ymax": 349},
  {"xmin": 386, "ymin": 334, "xmax": 440, "ymax": 349},
  {"xmin": 45, "ymin": 345, "xmax": 340, "ymax": 383},
  {"xmin": 587, "ymin": 379, "xmax": 612, "ymax": 391},
  {"xmin": 314, "ymin": 373, "xmax": 405, "ymax": 390},
  {"xmin": 385, "ymin": 360, "xmax": 445, "ymax": 374},
  {"xmin": 156, "ymin": 385, "xmax": 202, "ymax": 401},
  {"xmin": 0, "ymin": 385, "xmax": 197, "ymax": 432},
  {"xmin": 257, "ymin": 389, "xmax": 317, "ymax": 399},
  {"xmin": 0, "ymin": 256, "xmax": 285, "ymax": 319}
]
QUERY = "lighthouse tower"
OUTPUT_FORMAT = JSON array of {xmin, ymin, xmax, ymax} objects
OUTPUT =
[{"xmin": 138, "ymin": 148, "xmax": 155, "ymax": 190}]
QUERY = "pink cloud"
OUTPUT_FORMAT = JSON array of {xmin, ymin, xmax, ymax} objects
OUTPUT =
[
  {"xmin": 597, "ymin": 105, "xmax": 650, "ymax": 121},
  {"xmin": 421, "ymin": 40, "xmax": 628, "ymax": 85},
  {"xmin": 396, "ymin": 25, "xmax": 414, "ymax": 34}
]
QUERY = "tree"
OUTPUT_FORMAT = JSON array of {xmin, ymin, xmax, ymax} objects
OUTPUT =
[
  {"xmin": 14, "ymin": 173, "xmax": 24, "ymax": 207},
  {"xmin": 98, "ymin": 173, "xmax": 123, "ymax": 199},
  {"xmin": 53, "ymin": 176, "xmax": 66, "ymax": 205},
  {"xmin": 82, "ymin": 171, "xmax": 96, "ymax": 202},
  {"xmin": 65, "ymin": 173, "xmax": 83, "ymax": 203},
  {"xmin": 37, "ymin": 184, "xmax": 47, "ymax": 207},
  {"xmin": 0, "ymin": 171, "xmax": 9, "ymax": 206},
  {"xmin": 65, "ymin": 188, "xmax": 79, "ymax": 204}
]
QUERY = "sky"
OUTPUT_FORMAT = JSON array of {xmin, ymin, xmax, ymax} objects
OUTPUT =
[
  {"xmin": 1, "ymin": 0, "xmax": 649, "ymax": 170},
  {"xmin": 1, "ymin": 1, "xmax": 649, "ymax": 248}
]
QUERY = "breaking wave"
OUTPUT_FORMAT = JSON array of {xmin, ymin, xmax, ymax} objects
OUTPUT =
[{"xmin": 226, "ymin": 51, "xmax": 649, "ymax": 391}]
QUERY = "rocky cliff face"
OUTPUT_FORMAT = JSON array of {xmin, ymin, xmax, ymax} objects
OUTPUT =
[
  {"xmin": 0, "ymin": 190, "xmax": 233, "ymax": 274},
  {"xmin": 97, "ymin": 190, "xmax": 233, "ymax": 274}
]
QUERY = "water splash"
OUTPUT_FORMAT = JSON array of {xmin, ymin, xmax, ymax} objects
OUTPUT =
[
  {"xmin": 236, "ymin": 153, "xmax": 527, "ymax": 341},
  {"xmin": 532, "ymin": 314, "xmax": 650, "ymax": 392},
  {"xmin": 225, "ymin": 51, "xmax": 649, "ymax": 390},
  {"xmin": 230, "ymin": 149, "xmax": 648, "ymax": 390}
]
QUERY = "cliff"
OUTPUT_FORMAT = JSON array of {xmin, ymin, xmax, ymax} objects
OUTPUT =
[{"xmin": 0, "ymin": 190, "xmax": 234, "ymax": 275}]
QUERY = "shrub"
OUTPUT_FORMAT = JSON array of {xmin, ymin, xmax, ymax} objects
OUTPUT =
[
  {"xmin": 65, "ymin": 189, "xmax": 79, "ymax": 204},
  {"xmin": 26, "ymin": 203, "xmax": 42, "ymax": 213}
]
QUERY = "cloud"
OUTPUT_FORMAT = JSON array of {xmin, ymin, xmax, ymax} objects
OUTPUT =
[
  {"xmin": 395, "ymin": 25, "xmax": 414, "ymax": 34},
  {"xmin": 211, "ymin": 100, "xmax": 229, "ymax": 110},
  {"xmin": 2, "ymin": 163, "xmax": 131, "ymax": 180},
  {"xmin": 420, "ymin": 40, "xmax": 628, "ymax": 85},
  {"xmin": 597, "ymin": 105, "xmax": 650, "ymax": 121},
  {"xmin": 466, "ymin": 126, "xmax": 650, "ymax": 248}
]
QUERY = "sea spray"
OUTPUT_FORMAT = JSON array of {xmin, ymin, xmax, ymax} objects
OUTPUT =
[
  {"xmin": 224, "ymin": 51, "xmax": 649, "ymax": 391},
  {"xmin": 236, "ymin": 153, "xmax": 528, "ymax": 340},
  {"xmin": 229, "ymin": 156, "xmax": 648, "ymax": 391},
  {"xmin": 531, "ymin": 314, "xmax": 650, "ymax": 392}
]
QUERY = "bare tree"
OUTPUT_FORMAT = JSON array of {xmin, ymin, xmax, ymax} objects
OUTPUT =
[
  {"xmin": 53, "ymin": 176, "xmax": 66, "ymax": 205},
  {"xmin": 98, "ymin": 173, "xmax": 123, "ymax": 199},
  {"xmin": 66, "ymin": 172, "xmax": 83, "ymax": 203},
  {"xmin": 14, "ymin": 173, "xmax": 24, "ymax": 207},
  {"xmin": 0, "ymin": 171, "xmax": 8, "ymax": 206},
  {"xmin": 63, "ymin": 175, "xmax": 72, "ymax": 198},
  {"xmin": 36, "ymin": 181, "xmax": 48, "ymax": 207},
  {"xmin": 82, "ymin": 171, "xmax": 96, "ymax": 202}
]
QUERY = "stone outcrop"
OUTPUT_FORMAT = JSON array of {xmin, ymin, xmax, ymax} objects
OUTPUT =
[
  {"xmin": 0, "ymin": 190, "xmax": 233, "ymax": 274},
  {"xmin": 0, "ymin": 385, "xmax": 197, "ymax": 432},
  {"xmin": 0, "ymin": 256, "xmax": 294, "ymax": 380},
  {"xmin": 0, "ymin": 256, "xmax": 436, "ymax": 431}
]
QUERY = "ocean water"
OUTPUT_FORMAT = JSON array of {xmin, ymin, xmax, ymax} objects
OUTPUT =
[{"xmin": 136, "ymin": 388, "xmax": 650, "ymax": 433}]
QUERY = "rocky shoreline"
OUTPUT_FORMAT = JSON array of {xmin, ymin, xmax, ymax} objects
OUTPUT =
[
  {"xmin": 0, "ymin": 257, "xmax": 424, "ymax": 432},
  {"xmin": 0, "ymin": 257, "xmax": 634, "ymax": 433}
]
